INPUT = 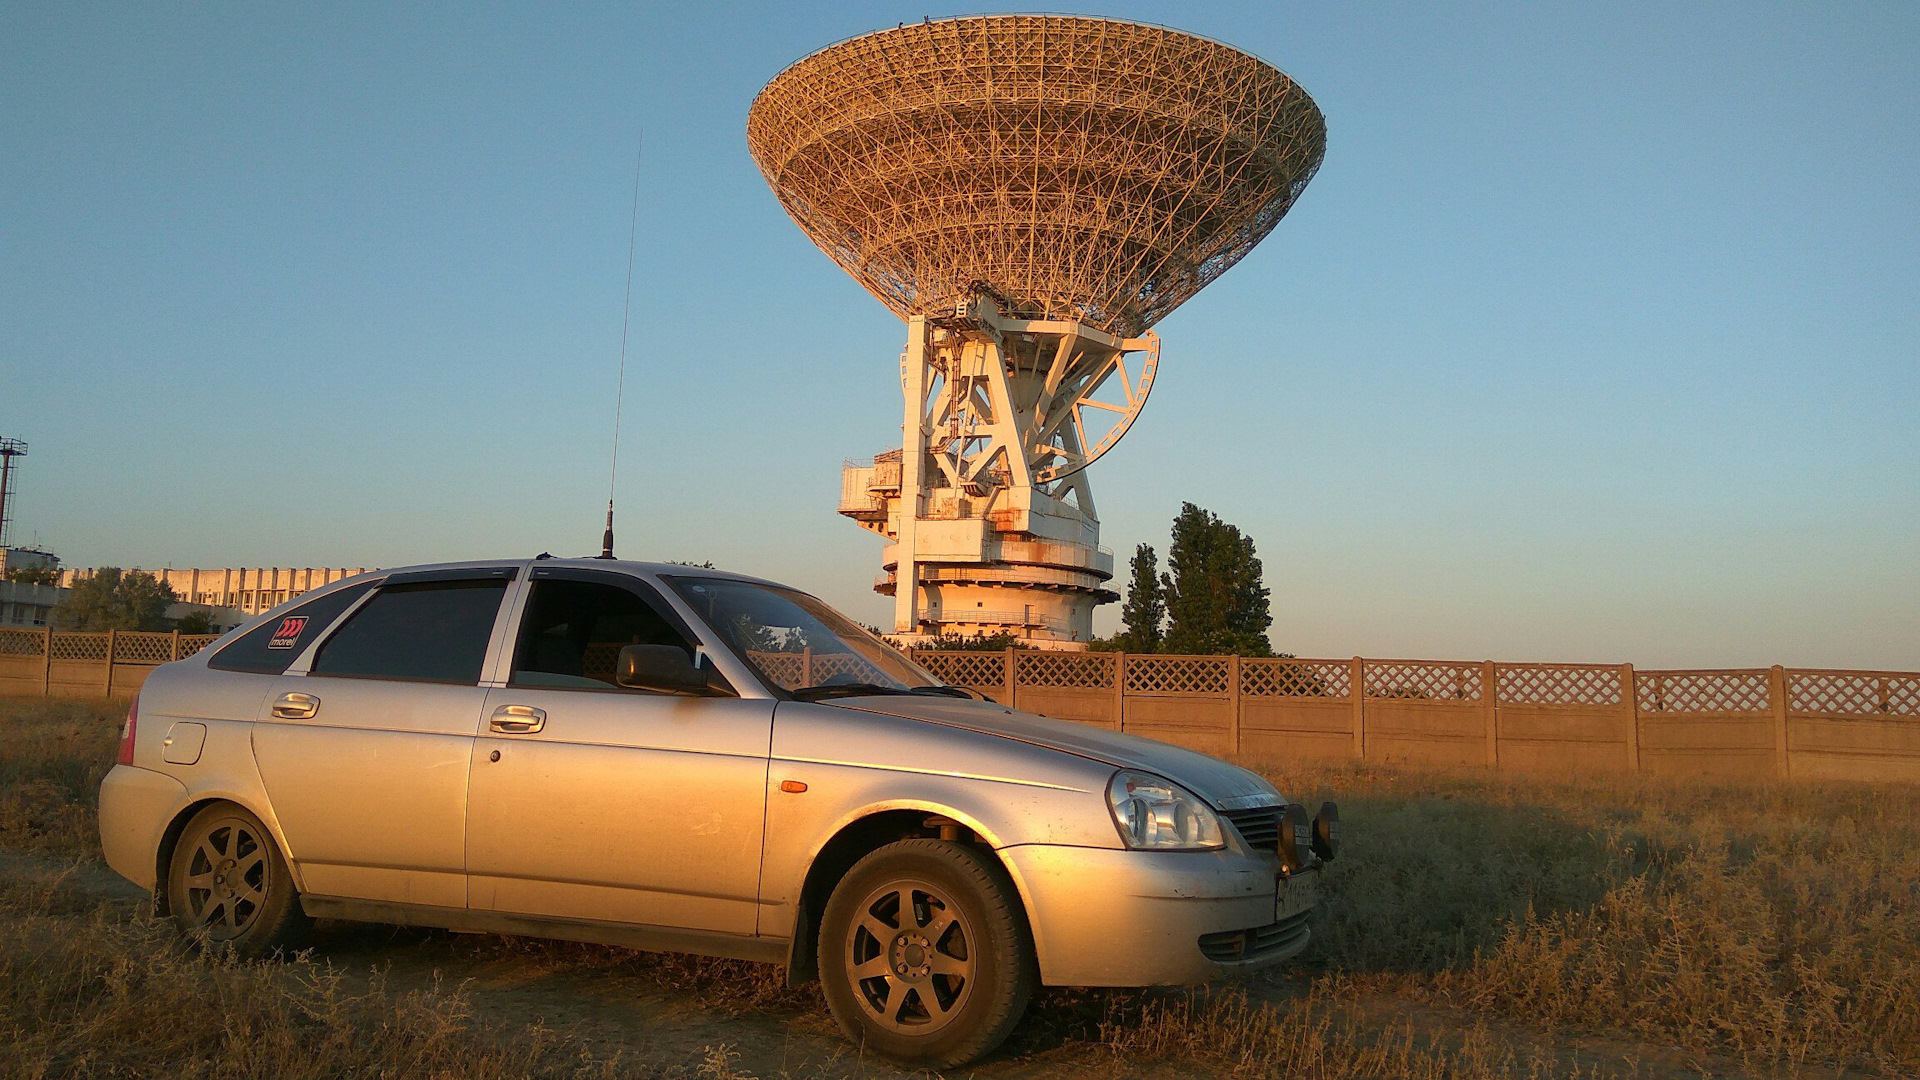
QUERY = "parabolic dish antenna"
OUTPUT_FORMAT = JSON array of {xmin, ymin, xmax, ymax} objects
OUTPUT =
[{"xmin": 749, "ymin": 15, "xmax": 1325, "ymax": 645}]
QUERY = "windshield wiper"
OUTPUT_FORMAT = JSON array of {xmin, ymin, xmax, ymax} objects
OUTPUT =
[
  {"xmin": 909, "ymin": 685, "xmax": 977, "ymax": 699},
  {"xmin": 791, "ymin": 682, "xmax": 916, "ymax": 701}
]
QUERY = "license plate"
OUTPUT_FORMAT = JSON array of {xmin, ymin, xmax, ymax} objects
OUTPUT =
[{"xmin": 1276, "ymin": 870, "xmax": 1319, "ymax": 921}]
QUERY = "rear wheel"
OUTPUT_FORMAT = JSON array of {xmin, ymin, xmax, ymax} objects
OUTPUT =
[
  {"xmin": 818, "ymin": 839, "xmax": 1035, "ymax": 1068},
  {"xmin": 165, "ymin": 802, "xmax": 308, "ymax": 956}
]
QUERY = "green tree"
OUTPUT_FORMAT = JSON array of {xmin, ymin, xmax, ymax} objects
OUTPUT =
[
  {"xmin": 1160, "ymin": 502, "xmax": 1272, "ymax": 656},
  {"xmin": 173, "ymin": 609, "xmax": 221, "ymax": 635},
  {"xmin": 1117, "ymin": 543, "xmax": 1165, "ymax": 651},
  {"xmin": 54, "ymin": 568, "xmax": 177, "ymax": 632}
]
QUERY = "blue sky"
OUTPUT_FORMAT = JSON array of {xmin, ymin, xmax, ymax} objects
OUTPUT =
[{"xmin": 4, "ymin": 3, "xmax": 1915, "ymax": 667}]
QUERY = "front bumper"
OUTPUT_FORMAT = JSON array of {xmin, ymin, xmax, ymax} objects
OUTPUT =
[{"xmin": 999, "ymin": 843, "xmax": 1317, "ymax": 987}]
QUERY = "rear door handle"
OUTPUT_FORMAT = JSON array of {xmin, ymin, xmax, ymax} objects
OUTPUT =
[
  {"xmin": 489, "ymin": 704, "xmax": 546, "ymax": 734},
  {"xmin": 271, "ymin": 692, "xmax": 320, "ymax": 720}
]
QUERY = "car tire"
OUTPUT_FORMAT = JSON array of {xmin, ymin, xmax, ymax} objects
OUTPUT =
[
  {"xmin": 818, "ymin": 838, "xmax": 1036, "ymax": 1068},
  {"xmin": 165, "ymin": 802, "xmax": 309, "ymax": 956}
]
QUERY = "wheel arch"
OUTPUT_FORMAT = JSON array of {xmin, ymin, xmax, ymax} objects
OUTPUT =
[
  {"xmin": 152, "ymin": 792, "xmax": 302, "ymax": 915},
  {"xmin": 783, "ymin": 803, "xmax": 1036, "ymax": 987}
]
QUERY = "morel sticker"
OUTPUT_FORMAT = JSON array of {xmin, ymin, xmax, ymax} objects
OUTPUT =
[{"xmin": 267, "ymin": 616, "xmax": 309, "ymax": 650}]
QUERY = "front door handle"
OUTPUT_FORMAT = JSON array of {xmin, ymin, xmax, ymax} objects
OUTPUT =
[
  {"xmin": 489, "ymin": 704, "xmax": 546, "ymax": 734},
  {"xmin": 271, "ymin": 692, "xmax": 320, "ymax": 720}
]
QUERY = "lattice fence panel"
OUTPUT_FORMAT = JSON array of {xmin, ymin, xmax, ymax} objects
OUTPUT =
[
  {"xmin": 914, "ymin": 651, "xmax": 1007, "ymax": 689},
  {"xmin": 1789, "ymin": 671, "xmax": 1920, "ymax": 718},
  {"xmin": 1015, "ymin": 650, "xmax": 1115, "ymax": 689},
  {"xmin": 749, "ymin": 651, "xmax": 806, "ymax": 690},
  {"xmin": 1497, "ymin": 665, "xmax": 1622, "ymax": 706},
  {"xmin": 50, "ymin": 634, "xmax": 109, "ymax": 662},
  {"xmin": 0, "ymin": 629, "xmax": 46, "ymax": 657},
  {"xmin": 581, "ymin": 644, "xmax": 622, "ymax": 683},
  {"xmin": 1364, "ymin": 661, "xmax": 1482, "ymax": 701},
  {"xmin": 1125, "ymin": 655, "xmax": 1230, "ymax": 695},
  {"xmin": 113, "ymin": 633, "xmax": 177, "ymax": 665},
  {"xmin": 178, "ymin": 635, "xmax": 220, "ymax": 659},
  {"xmin": 1636, "ymin": 671, "xmax": 1771, "ymax": 714},
  {"xmin": 810, "ymin": 652, "xmax": 890, "ymax": 686},
  {"xmin": 1240, "ymin": 658, "xmax": 1349, "ymax": 699}
]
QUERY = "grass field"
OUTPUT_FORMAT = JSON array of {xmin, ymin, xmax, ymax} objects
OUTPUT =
[{"xmin": 3, "ymin": 695, "xmax": 1915, "ymax": 1078}]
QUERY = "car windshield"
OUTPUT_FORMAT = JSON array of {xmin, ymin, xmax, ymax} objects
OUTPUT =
[{"xmin": 662, "ymin": 576, "xmax": 943, "ymax": 697}]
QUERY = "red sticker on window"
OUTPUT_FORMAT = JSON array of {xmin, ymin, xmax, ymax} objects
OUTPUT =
[{"xmin": 267, "ymin": 616, "xmax": 309, "ymax": 650}]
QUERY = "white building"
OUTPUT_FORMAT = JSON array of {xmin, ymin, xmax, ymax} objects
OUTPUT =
[
  {"xmin": 0, "ymin": 548, "xmax": 62, "ymax": 628},
  {"xmin": 59, "ymin": 565, "xmax": 372, "ymax": 618}
]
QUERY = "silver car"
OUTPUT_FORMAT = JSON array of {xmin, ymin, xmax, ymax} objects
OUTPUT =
[{"xmin": 99, "ymin": 558, "xmax": 1338, "ymax": 1067}]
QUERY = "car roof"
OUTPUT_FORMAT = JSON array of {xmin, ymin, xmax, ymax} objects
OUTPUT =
[{"xmin": 359, "ymin": 557, "xmax": 794, "ymax": 592}]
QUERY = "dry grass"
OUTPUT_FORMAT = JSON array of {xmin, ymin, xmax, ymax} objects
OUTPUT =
[
  {"xmin": 2, "ymin": 695, "xmax": 1916, "ymax": 1078},
  {"xmin": 1254, "ymin": 761, "xmax": 1920, "ymax": 1075},
  {"xmin": 0, "ymin": 864, "xmax": 633, "ymax": 1079},
  {"xmin": 0, "ymin": 697, "xmax": 120, "ymax": 859}
]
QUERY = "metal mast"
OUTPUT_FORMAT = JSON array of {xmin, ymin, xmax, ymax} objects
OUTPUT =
[{"xmin": 0, "ymin": 437, "xmax": 25, "ymax": 548}]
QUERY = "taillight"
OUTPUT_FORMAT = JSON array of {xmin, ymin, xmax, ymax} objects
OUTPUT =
[{"xmin": 116, "ymin": 700, "xmax": 138, "ymax": 765}]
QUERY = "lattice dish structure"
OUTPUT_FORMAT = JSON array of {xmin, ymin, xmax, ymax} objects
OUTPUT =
[{"xmin": 749, "ymin": 15, "xmax": 1325, "ymax": 646}]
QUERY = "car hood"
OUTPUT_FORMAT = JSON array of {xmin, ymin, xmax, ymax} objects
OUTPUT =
[{"xmin": 829, "ymin": 694, "xmax": 1285, "ymax": 810}]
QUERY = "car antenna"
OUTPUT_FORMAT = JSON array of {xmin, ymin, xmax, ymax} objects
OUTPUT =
[{"xmin": 598, "ymin": 134, "xmax": 642, "ymax": 560}]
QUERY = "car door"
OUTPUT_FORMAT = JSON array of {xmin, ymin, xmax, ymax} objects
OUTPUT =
[
  {"xmin": 252, "ymin": 566, "xmax": 519, "ymax": 909},
  {"xmin": 465, "ymin": 566, "xmax": 775, "ymax": 936}
]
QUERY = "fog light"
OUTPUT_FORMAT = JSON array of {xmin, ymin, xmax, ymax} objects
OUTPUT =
[{"xmin": 1312, "ymin": 801, "xmax": 1340, "ymax": 862}]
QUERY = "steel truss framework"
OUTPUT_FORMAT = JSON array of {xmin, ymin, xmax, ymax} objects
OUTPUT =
[
  {"xmin": 747, "ymin": 15, "xmax": 1326, "ymax": 337},
  {"xmin": 916, "ymin": 294, "xmax": 1158, "ymax": 502}
]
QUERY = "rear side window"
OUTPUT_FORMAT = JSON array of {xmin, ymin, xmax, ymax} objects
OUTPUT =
[
  {"xmin": 207, "ymin": 581, "xmax": 377, "ymax": 675},
  {"xmin": 310, "ymin": 580, "xmax": 507, "ymax": 684}
]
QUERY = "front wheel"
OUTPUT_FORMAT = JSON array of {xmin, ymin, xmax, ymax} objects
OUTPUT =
[
  {"xmin": 164, "ymin": 802, "xmax": 308, "ymax": 956},
  {"xmin": 818, "ymin": 838, "xmax": 1035, "ymax": 1068}
]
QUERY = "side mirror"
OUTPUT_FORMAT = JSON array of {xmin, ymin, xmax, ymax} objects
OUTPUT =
[{"xmin": 615, "ymin": 644, "xmax": 708, "ymax": 694}]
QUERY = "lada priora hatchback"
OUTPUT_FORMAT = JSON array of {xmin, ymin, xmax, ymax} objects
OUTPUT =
[{"xmin": 100, "ymin": 558, "xmax": 1339, "ymax": 1067}]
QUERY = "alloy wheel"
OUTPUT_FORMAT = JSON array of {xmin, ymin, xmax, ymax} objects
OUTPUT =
[
  {"xmin": 844, "ymin": 879, "xmax": 977, "ymax": 1034},
  {"xmin": 180, "ymin": 816, "xmax": 270, "ymax": 941}
]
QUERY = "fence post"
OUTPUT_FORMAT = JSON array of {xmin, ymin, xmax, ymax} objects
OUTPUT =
[
  {"xmin": 171, "ymin": 629, "xmax": 181, "ymax": 662},
  {"xmin": 1350, "ymin": 656, "xmax": 1366, "ymax": 761},
  {"xmin": 801, "ymin": 647, "xmax": 813, "ymax": 688},
  {"xmin": 1004, "ymin": 646, "xmax": 1018, "ymax": 710},
  {"xmin": 41, "ymin": 627, "xmax": 53, "ymax": 696},
  {"xmin": 1481, "ymin": 660, "xmax": 1499, "ymax": 768},
  {"xmin": 104, "ymin": 629, "xmax": 118, "ymax": 698},
  {"xmin": 1620, "ymin": 664, "xmax": 1640, "ymax": 773},
  {"xmin": 1770, "ymin": 664, "xmax": 1791, "ymax": 779},
  {"xmin": 1228, "ymin": 653, "xmax": 1242, "ymax": 757},
  {"xmin": 1115, "ymin": 652, "xmax": 1128, "ymax": 733}
]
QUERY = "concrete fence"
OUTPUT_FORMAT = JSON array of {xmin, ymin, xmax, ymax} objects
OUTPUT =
[
  {"xmin": 906, "ymin": 649, "xmax": 1920, "ymax": 783},
  {"xmin": 0, "ymin": 628, "xmax": 220, "ymax": 700},
  {"xmin": 4, "ymin": 626, "xmax": 1913, "ymax": 783}
]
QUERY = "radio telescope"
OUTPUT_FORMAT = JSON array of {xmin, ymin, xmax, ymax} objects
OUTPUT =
[{"xmin": 748, "ymin": 15, "xmax": 1325, "ymax": 647}]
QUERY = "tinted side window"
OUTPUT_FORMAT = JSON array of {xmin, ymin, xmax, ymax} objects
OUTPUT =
[
  {"xmin": 311, "ymin": 580, "xmax": 507, "ymax": 684},
  {"xmin": 208, "ymin": 581, "xmax": 377, "ymax": 675},
  {"xmin": 509, "ymin": 579, "xmax": 695, "ymax": 690}
]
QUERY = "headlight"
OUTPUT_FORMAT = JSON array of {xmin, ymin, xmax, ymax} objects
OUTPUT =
[{"xmin": 1107, "ymin": 770, "xmax": 1225, "ymax": 851}]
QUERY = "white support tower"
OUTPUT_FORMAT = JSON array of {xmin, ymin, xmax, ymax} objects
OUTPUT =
[{"xmin": 839, "ymin": 294, "xmax": 1159, "ymax": 647}]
